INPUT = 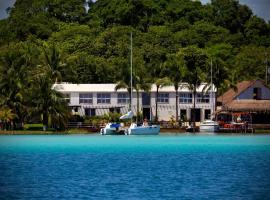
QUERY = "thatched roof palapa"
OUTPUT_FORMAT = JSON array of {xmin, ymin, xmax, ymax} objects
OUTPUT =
[{"xmin": 223, "ymin": 100, "xmax": 270, "ymax": 112}]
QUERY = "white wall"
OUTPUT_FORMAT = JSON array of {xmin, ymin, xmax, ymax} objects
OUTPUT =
[
  {"xmin": 70, "ymin": 92, "xmax": 79, "ymax": 105},
  {"xmin": 63, "ymin": 90, "xmax": 215, "ymax": 121}
]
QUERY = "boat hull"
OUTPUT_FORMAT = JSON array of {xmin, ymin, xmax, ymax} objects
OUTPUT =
[
  {"xmin": 100, "ymin": 128, "xmax": 117, "ymax": 135},
  {"xmin": 126, "ymin": 125, "xmax": 160, "ymax": 135},
  {"xmin": 200, "ymin": 125, "xmax": 219, "ymax": 132},
  {"xmin": 199, "ymin": 120, "xmax": 219, "ymax": 133},
  {"xmin": 100, "ymin": 123, "xmax": 124, "ymax": 135}
]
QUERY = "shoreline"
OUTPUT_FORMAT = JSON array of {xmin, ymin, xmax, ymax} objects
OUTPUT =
[{"xmin": 1, "ymin": 129, "xmax": 270, "ymax": 135}]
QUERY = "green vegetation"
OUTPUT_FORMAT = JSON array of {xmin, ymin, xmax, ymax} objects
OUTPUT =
[{"xmin": 0, "ymin": 0, "xmax": 269, "ymax": 131}]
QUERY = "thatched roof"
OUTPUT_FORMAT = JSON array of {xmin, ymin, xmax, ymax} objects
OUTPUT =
[{"xmin": 222, "ymin": 100, "xmax": 270, "ymax": 112}]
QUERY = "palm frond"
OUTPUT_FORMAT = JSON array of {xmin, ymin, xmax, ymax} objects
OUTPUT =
[{"xmin": 115, "ymin": 81, "xmax": 129, "ymax": 91}]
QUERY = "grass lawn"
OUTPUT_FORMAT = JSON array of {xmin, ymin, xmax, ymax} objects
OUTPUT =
[{"xmin": 0, "ymin": 128, "xmax": 97, "ymax": 135}]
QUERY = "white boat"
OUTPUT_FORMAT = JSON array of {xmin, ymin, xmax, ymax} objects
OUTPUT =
[
  {"xmin": 100, "ymin": 123, "xmax": 124, "ymax": 135},
  {"xmin": 126, "ymin": 123, "xmax": 160, "ymax": 135},
  {"xmin": 199, "ymin": 59, "xmax": 219, "ymax": 133},
  {"xmin": 199, "ymin": 120, "xmax": 219, "ymax": 132},
  {"xmin": 124, "ymin": 32, "xmax": 160, "ymax": 135}
]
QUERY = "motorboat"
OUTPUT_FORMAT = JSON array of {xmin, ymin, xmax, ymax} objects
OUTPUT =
[
  {"xmin": 186, "ymin": 125, "xmax": 199, "ymax": 132},
  {"xmin": 198, "ymin": 59, "xmax": 219, "ymax": 133},
  {"xmin": 199, "ymin": 120, "xmax": 219, "ymax": 132},
  {"xmin": 125, "ymin": 123, "xmax": 160, "ymax": 135},
  {"xmin": 100, "ymin": 123, "xmax": 124, "ymax": 135}
]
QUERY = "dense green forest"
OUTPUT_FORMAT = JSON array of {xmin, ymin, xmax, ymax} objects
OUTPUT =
[{"xmin": 0, "ymin": 0, "xmax": 269, "ymax": 129}]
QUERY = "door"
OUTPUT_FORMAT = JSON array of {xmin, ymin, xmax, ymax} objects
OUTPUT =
[
  {"xmin": 204, "ymin": 109, "xmax": 211, "ymax": 120},
  {"xmin": 190, "ymin": 108, "xmax": 201, "ymax": 122},
  {"xmin": 143, "ymin": 108, "xmax": 151, "ymax": 121}
]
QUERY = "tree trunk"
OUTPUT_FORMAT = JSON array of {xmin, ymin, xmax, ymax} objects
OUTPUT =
[
  {"xmin": 175, "ymin": 86, "xmax": 179, "ymax": 125},
  {"xmin": 214, "ymin": 88, "xmax": 218, "ymax": 120},
  {"xmin": 43, "ymin": 111, "xmax": 49, "ymax": 131},
  {"xmin": 193, "ymin": 88, "xmax": 196, "ymax": 132},
  {"xmin": 155, "ymin": 86, "xmax": 159, "ymax": 122},
  {"xmin": 136, "ymin": 90, "xmax": 139, "ymax": 124}
]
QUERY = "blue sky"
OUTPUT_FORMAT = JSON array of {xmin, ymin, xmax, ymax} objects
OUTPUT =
[
  {"xmin": 0, "ymin": 0, "xmax": 269, "ymax": 21},
  {"xmin": 200, "ymin": 0, "xmax": 270, "ymax": 22}
]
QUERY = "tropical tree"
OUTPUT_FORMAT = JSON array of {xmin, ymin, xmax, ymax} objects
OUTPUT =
[
  {"xmin": 164, "ymin": 53, "xmax": 187, "ymax": 124},
  {"xmin": 179, "ymin": 46, "xmax": 208, "ymax": 131},
  {"xmin": 0, "ymin": 107, "xmax": 17, "ymax": 130},
  {"xmin": 30, "ymin": 73, "xmax": 70, "ymax": 131},
  {"xmin": 40, "ymin": 42, "xmax": 67, "ymax": 83},
  {"xmin": 152, "ymin": 76, "xmax": 171, "ymax": 123},
  {"xmin": 205, "ymin": 43, "xmax": 235, "ymax": 111},
  {"xmin": 46, "ymin": 0, "xmax": 87, "ymax": 23},
  {"xmin": 141, "ymin": 27, "xmax": 172, "ymax": 122},
  {"xmin": 218, "ymin": 69, "xmax": 238, "ymax": 106},
  {"xmin": 233, "ymin": 45, "xmax": 270, "ymax": 81},
  {"xmin": 115, "ymin": 64, "xmax": 151, "ymax": 123},
  {"xmin": 115, "ymin": 61, "xmax": 132, "ymax": 108},
  {"xmin": 0, "ymin": 42, "xmax": 38, "ymax": 127},
  {"xmin": 133, "ymin": 73, "xmax": 151, "ymax": 123},
  {"xmin": 211, "ymin": 0, "xmax": 252, "ymax": 34}
]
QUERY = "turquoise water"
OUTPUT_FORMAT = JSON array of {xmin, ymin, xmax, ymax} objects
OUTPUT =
[{"xmin": 0, "ymin": 134, "xmax": 270, "ymax": 199}]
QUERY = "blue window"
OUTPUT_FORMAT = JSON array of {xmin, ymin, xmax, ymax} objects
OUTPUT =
[
  {"xmin": 158, "ymin": 93, "xmax": 169, "ymax": 103},
  {"xmin": 179, "ymin": 93, "xmax": 192, "ymax": 104},
  {"xmin": 97, "ymin": 93, "xmax": 111, "ymax": 104},
  {"xmin": 118, "ymin": 93, "xmax": 129, "ymax": 104},
  {"xmin": 197, "ymin": 93, "xmax": 209, "ymax": 103},
  {"xmin": 79, "ymin": 93, "xmax": 93, "ymax": 104}
]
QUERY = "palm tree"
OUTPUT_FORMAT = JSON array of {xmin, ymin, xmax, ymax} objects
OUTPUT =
[
  {"xmin": 179, "ymin": 46, "xmax": 208, "ymax": 131},
  {"xmin": 219, "ymin": 69, "xmax": 238, "ymax": 106},
  {"xmin": 115, "ymin": 62, "xmax": 132, "ymax": 110},
  {"xmin": 41, "ymin": 42, "xmax": 66, "ymax": 83},
  {"xmin": 206, "ymin": 44, "xmax": 235, "ymax": 109},
  {"xmin": 164, "ymin": 53, "xmax": 187, "ymax": 124},
  {"xmin": 153, "ymin": 76, "xmax": 171, "ymax": 122},
  {"xmin": 30, "ymin": 72, "xmax": 70, "ymax": 131},
  {"xmin": 0, "ymin": 43, "xmax": 32, "ymax": 127},
  {"xmin": 115, "ymin": 67, "xmax": 151, "ymax": 123},
  {"xmin": 133, "ymin": 74, "xmax": 151, "ymax": 123},
  {"xmin": 0, "ymin": 107, "xmax": 17, "ymax": 130}
]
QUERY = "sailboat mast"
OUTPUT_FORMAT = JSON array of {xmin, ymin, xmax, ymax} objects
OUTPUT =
[
  {"xmin": 210, "ymin": 58, "xmax": 214, "ymax": 118},
  {"xmin": 130, "ymin": 32, "xmax": 133, "ymax": 111}
]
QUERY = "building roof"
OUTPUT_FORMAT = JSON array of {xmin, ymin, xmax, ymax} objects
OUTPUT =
[
  {"xmin": 53, "ymin": 84, "xmax": 127, "ymax": 92},
  {"xmin": 53, "ymin": 83, "xmax": 215, "ymax": 93},
  {"xmin": 217, "ymin": 80, "xmax": 260, "ymax": 104},
  {"xmin": 223, "ymin": 100, "xmax": 270, "ymax": 112}
]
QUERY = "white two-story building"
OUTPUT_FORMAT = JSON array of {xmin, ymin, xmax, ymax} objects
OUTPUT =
[{"xmin": 54, "ymin": 83, "xmax": 216, "ymax": 122}]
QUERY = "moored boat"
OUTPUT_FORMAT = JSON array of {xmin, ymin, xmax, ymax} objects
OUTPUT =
[
  {"xmin": 198, "ymin": 59, "xmax": 219, "ymax": 133},
  {"xmin": 186, "ymin": 125, "xmax": 199, "ymax": 132},
  {"xmin": 125, "ymin": 123, "xmax": 160, "ymax": 135},
  {"xmin": 199, "ymin": 120, "xmax": 219, "ymax": 132},
  {"xmin": 100, "ymin": 123, "xmax": 124, "ymax": 135},
  {"xmin": 123, "ymin": 32, "xmax": 160, "ymax": 136}
]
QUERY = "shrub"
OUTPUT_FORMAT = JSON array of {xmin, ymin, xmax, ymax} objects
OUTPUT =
[{"xmin": 24, "ymin": 123, "xmax": 43, "ymax": 131}]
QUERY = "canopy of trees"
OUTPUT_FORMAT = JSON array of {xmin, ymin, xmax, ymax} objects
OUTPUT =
[{"xmin": 0, "ymin": 0, "xmax": 269, "ymax": 128}]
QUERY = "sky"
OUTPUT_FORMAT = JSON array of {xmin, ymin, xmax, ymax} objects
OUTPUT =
[
  {"xmin": 0, "ymin": 0, "xmax": 269, "ymax": 21},
  {"xmin": 200, "ymin": 0, "xmax": 270, "ymax": 22},
  {"xmin": 0, "ymin": 0, "xmax": 15, "ymax": 19}
]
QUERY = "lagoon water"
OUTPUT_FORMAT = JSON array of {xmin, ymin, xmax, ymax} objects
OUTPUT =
[{"xmin": 0, "ymin": 134, "xmax": 270, "ymax": 200}]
